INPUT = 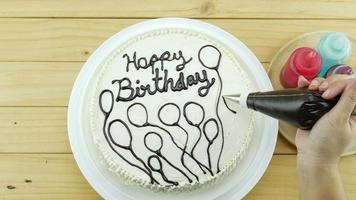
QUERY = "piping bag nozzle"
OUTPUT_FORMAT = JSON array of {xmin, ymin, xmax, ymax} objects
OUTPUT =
[
  {"xmin": 222, "ymin": 89, "xmax": 355, "ymax": 130},
  {"xmin": 222, "ymin": 92, "xmax": 249, "ymax": 113}
]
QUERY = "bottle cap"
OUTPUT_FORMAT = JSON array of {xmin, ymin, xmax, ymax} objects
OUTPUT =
[
  {"xmin": 292, "ymin": 47, "xmax": 322, "ymax": 77},
  {"xmin": 325, "ymin": 64, "xmax": 354, "ymax": 77},
  {"xmin": 317, "ymin": 32, "xmax": 352, "ymax": 76}
]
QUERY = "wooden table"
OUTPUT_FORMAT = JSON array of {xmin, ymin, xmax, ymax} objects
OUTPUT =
[{"xmin": 1, "ymin": 1, "xmax": 355, "ymax": 199}]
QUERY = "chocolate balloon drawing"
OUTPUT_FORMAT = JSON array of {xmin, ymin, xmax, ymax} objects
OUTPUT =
[{"xmin": 97, "ymin": 44, "xmax": 236, "ymax": 187}]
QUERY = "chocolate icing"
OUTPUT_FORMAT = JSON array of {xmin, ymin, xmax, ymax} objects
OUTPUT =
[
  {"xmin": 198, "ymin": 45, "xmax": 224, "ymax": 172},
  {"xmin": 98, "ymin": 44, "xmax": 230, "ymax": 185},
  {"xmin": 144, "ymin": 132, "xmax": 192, "ymax": 183},
  {"xmin": 99, "ymin": 90, "xmax": 158, "ymax": 184},
  {"xmin": 112, "ymin": 69, "xmax": 215, "ymax": 102},
  {"xmin": 148, "ymin": 155, "xmax": 179, "ymax": 186}
]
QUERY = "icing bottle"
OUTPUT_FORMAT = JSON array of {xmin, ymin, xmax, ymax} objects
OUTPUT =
[
  {"xmin": 223, "ymin": 89, "xmax": 356, "ymax": 130},
  {"xmin": 317, "ymin": 32, "xmax": 352, "ymax": 77},
  {"xmin": 280, "ymin": 47, "xmax": 322, "ymax": 88},
  {"xmin": 325, "ymin": 64, "xmax": 354, "ymax": 78}
]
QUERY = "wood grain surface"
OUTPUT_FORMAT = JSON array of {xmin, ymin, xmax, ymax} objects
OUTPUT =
[
  {"xmin": 0, "ymin": 19, "xmax": 355, "ymax": 62},
  {"xmin": 1, "ymin": 0, "xmax": 355, "ymax": 199},
  {"xmin": 1, "ymin": 155, "xmax": 355, "ymax": 199},
  {"xmin": 0, "ymin": 0, "xmax": 355, "ymax": 19}
]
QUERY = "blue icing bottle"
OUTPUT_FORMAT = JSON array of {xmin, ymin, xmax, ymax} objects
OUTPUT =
[{"xmin": 317, "ymin": 32, "xmax": 352, "ymax": 77}]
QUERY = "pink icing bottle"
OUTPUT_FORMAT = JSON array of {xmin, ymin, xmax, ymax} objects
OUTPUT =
[{"xmin": 280, "ymin": 47, "xmax": 322, "ymax": 88}]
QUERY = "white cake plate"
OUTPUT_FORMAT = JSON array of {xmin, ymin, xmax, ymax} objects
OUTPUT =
[{"xmin": 68, "ymin": 18, "xmax": 278, "ymax": 200}]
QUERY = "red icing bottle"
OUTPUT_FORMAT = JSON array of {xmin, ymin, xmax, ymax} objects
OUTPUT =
[{"xmin": 281, "ymin": 47, "xmax": 322, "ymax": 88}]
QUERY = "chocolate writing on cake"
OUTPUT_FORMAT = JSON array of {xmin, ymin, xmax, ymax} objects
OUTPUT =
[
  {"xmin": 99, "ymin": 44, "xmax": 228, "ymax": 186},
  {"xmin": 112, "ymin": 50, "xmax": 216, "ymax": 102}
]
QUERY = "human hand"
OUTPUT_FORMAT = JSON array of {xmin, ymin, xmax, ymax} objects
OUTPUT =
[{"xmin": 296, "ymin": 75, "xmax": 356, "ymax": 166}]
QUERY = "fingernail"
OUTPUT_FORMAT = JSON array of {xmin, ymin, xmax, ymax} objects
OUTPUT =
[
  {"xmin": 319, "ymin": 81, "xmax": 328, "ymax": 90},
  {"xmin": 322, "ymin": 90, "xmax": 330, "ymax": 98},
  {"xmin": 310, "ymin": 80, "xmax": 318, "ymax": 87}
]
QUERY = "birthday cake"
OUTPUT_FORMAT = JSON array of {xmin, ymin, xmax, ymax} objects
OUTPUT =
[{"xmin": 89, "ymin": 23, "xmax": 256, "ymax": 191}]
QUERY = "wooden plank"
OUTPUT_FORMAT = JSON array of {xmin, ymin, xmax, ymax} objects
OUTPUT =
[
  {"xmin": 0, "ymin": 62, "xmax": 81, "ymax": 106},
  {"xmin": 0, "ymin": 106, "xmax": 295, "ymax": 154},
  {"xmin": 0, "ymin": 154, "xmax": 100, "ymax": 199},
  {"xmin": 0, "ymin": 19, "xmax": 355, "ymax": 62},
  {"xmin": 0, "ymin": 107, "xmax": 70, "ymax": 153},
  {"xmin": 246, "ymin": 155, "xmax": 356, "ymax": 199},
  {"xmin": 0, "ymin": 0, "xmax": 355, "ymax": 19},
  {"xmin": 1, "ymin": 154, "xmax": 355, "ymax": 199},
  {"xmin": 275, "ymin": 133, "xmax": 296, "ymax": 154}
]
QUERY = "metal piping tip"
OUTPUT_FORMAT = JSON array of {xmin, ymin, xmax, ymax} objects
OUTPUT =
[{"xmin": 222, "ymin": 94, "xmax": 242, "ymax": 114}]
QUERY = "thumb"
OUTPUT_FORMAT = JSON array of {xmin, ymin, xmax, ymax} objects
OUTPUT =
[
  {"xmin": 330, "ymin": 79, "xmax": 356, "ymax": 121},
  {"xmin": 297, "ymin": 76, "xmax": 310, "ymax": 88}
]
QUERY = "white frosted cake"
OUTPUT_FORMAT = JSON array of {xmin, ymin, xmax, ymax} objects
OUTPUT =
[{"xmin": 89, "ymin": 24, "xmax": 255, "ymax": 191}]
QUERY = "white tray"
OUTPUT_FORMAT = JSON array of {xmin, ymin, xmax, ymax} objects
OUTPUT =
[{"xmin": 67, "ymin": 18, "xmax": 278, "ymax": 200}]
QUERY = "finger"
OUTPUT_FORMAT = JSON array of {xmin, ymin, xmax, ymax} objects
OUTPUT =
[
  {"xmin": 322, "ymin": 79, "xmax": 352, "ymax": 99},
  {"xmin": 329, "ymin": 79, "xmax": 356, "ymax": 120},
  {"xmin": 309, "ymin": 77, "xmax": 325, "ymax": 90},
  {"xmin": 319, "ymin": 80, "xmax": 329, "ymax": 91},
  {"xmin": 320, "ymin": 75, "xmax": 355, "ymax": 92},
  {"xmin": 351, "ymin": 117, "xmax": 356, "ymax": 138},
  {"xmin": 351, "ymin": 116, "xmax": 356, "ymax": 128},
  {"xmin": 326, "ymin": 74, "xmax": 353, "ymax": 83},
  {"xmin": 297, "ymin": 76, "xmax": 310, "ymax": 88}
]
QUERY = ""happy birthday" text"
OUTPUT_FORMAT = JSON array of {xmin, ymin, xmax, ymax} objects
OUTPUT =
[{"xmin": 112, "ymin": 50, "xmax": 216, "ymax": 102}]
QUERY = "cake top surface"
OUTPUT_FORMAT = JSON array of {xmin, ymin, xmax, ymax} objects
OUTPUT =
[{"xmin": 88, "ymin": 27, "xmax": 256, "ymax": 191}]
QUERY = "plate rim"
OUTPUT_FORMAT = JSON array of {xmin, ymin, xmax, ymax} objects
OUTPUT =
[{"xmin": 68, "ymin": 17, "xmax": 278, "ymax": 200}]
